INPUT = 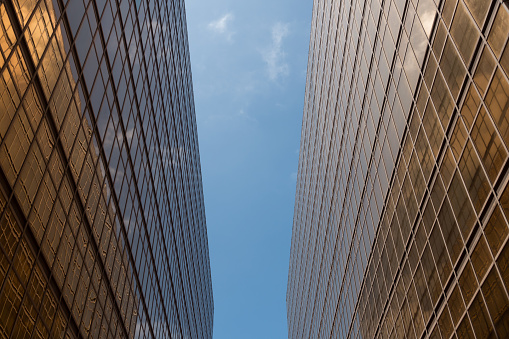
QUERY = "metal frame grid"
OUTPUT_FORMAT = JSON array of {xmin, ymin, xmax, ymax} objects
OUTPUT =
[
  {"xmin": 0, "ymin": 0, "xmax": 213, "ymax": 338},
  {"xmin": 288, "ymin": 0, "xmax": 509, "ymax": 338}
]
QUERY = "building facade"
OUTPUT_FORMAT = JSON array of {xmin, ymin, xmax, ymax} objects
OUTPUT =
[
  {"xmin": 288, "ymin": 0, "xmax": 509, "ymax": 337},
  {"xmin": 0, "ymin": 0, "xmax": 213, "ymax": 338}
]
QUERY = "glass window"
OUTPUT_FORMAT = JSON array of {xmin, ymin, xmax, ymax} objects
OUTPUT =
[
  {"xmin": 442, "ymin": 0, "xmax": 457, "ymax": 27},
  {"xmin": 450, "ymin": 1, "xmax": 479, "ymax": 64},
  {"xmin": 422, "ymin": 199, "xmax": 436, "ymax": 234},
  {"xmin": 416, "ymin": 0, "xmax": 437, "ymax": 37},
  {"xmin": 409, "ymin": 13, "xmax": 428, "ymax": 67},
  {"xmin": 450, "ymin": 118, "xmax": 468, "ymax": 161},
  {"xmin": 474, "ymin": 46, "xmax": 497, "ymax": 96},
  {"xmin": 485, "ymin": 68, "xmax": 509, "ymax": 147},
  {"xmin": 440, "ymin": 37, "xmax": 466, "ymax": 99},
  {"xmin": 468, "ymin": 291, "xmax": 493, "ymax": 338},
  {"xmin": 448, "ymin": 285, "xmax": 466, "ymax": 326},
  {"xmin": 431, "ymin": 175, "xmax": 445, "ymax": 210},
  {"xmin": 457, "ymin": 314, "xmax": 475, "ymax": 338},
  {"xmin": 501, "ymin": 42, "xmax": 509, "ymax": 77},
  {"xmin": 463, "ymin": 0, "xmax": 491, "ymax": 29},
  {"xmin": 438, "ymin": 305, "xmax": 454, "ymax": 338},
  {"xmin": 498, "ymin": 241, "xmax": 509, "ymax": 292},
  {"xmin": 433, "ymin": 21, "xmax": 447, "ymax": 59},
  {"xmin": 429, "ymin": 223, "xmax": 452, "ymax": 284},
  {"xmin": 488, "ymin": 5, "xmax": 509, "ymax": 58},
  {"xmin": 481, "ymin": 267, "xmax": 509, "ymax": 337},
  {"xmin": 471, "ymin": 107, "xmax": 507, "ymax": 184},
  {"xmin": 416, "ymin": 84, "xmax": 430, "ymax": 115},
  {"xmin": 459, "ymin": 140, "xmax": 490, "ymax": 213},
  {"xmin": 470, "ymin": 235, "xmax": 491, "ymax": 281},
  {"xmin": 414, "ymin": 264, "xmax": 433, "ymax": 323},
  {"xmin": 484, "ymin": 205, "xmax": 508, "ymax": 257},
  {"xmin": 431, "ymin": 71, "xmax": 454, "ymax": 129},
  {"xmin": 438, "ymin": 197, "xmax": 463, "ymax": 264},
  {"xmin": 409, "ymin": 109, "xmax": 421, "ymax": 140},
  {"xmin": 410, "ymin": 153, "xmax": 426, "ymax": 201},
  {"xmin": 460, "ymin": 82, "xmax": 481, "ymax": 130},
  {"xmin": 500, "ymin": 182, "xmax": 509, "ymax": 225},
  {"xmin": 448, "ymin": 171, "xmax": 476, "ymax": 239},
  {"xmin": 388, "ymin": 1, "xmax": 402, "ymax": 40},
  {"xmin": 459, "ymin": 261, "xmax": 478, "ymax": 305},
  {"xmin": 440, "ymin": 149, "xmax": 455, "ymax": 187},
  {"xmin": 422, "ymin": 102, "xmax": 443, "ymax": 157}
]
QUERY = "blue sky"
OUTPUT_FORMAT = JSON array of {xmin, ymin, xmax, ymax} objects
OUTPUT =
[{"xmin": 185, "ymin": 1, "xmax": 312, "ymax": 337}]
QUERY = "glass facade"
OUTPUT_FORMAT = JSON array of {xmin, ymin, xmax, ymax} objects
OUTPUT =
[
  {"xmin": 288, "ymin": 0, "xmax": 509, "ymax": 338},
  {"xmin": 0, "ymin": 0, "xmax": 212, "ymax": 338}
]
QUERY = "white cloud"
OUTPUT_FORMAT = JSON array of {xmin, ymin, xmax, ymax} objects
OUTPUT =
[
  {"xmin": 208, "ymin": 13, "xmax": 234, "ymax": 41},
  {"xmin": 238, "ymin": 109, "xmax": 256, "ymax": 123},
  {"xmin": 262, "ymin": 22, "xmax": 290, "ymax": 81}
]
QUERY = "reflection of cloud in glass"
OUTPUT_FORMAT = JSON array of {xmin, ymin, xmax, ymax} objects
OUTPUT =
[
  {"xmin": 0, "ymin": 1, "xmax": 139, "ymax": 337},
  {"xmin": 416, "ymin": 0, "xmax": 436, "ymax": 37}
]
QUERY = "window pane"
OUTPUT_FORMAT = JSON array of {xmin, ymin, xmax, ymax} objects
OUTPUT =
[
  {"xmin": 451, "ymin": 1, "xmax": 479, "ymax": 64},
  {"xmin": 488, "ymin": 5, "xmax": 509, "ymax": 58}
]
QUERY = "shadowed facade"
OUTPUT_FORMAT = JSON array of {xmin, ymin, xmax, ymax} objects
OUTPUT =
[{"xmin": 0, "ymin": 0, "xmax": 213, "ymax": 338}]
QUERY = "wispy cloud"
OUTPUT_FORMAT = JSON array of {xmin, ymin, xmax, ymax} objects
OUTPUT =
[
  {"xmin": 290, "ymin": 172, "xmax": 298, "ymax": 181},
  {"xmin": 208, "ymin": 13, "xmax": 235, "ymax": 41},
  {"xmin": 238, "ymin": 109, "xmax": 257, "ymax": 123},
  {"xmin": 262, "ymin": 23, "xmax": 290, "ymax": 81}
]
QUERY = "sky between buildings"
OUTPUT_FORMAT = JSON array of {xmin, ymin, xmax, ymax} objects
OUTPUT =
[{"xmin": 185, "ymin": 0, "xmax": 312, "ymax": 337}]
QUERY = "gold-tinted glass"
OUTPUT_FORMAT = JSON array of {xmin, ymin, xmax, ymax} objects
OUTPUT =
[
  {"xmin": 0, "ymin": 0, "xmax": 213, "ymax": 338},
  {"xmin": 475, "ymin": 46, "xmax": 497, "ymax": 96},
  {"xmin": 471, "ymin": 106, "xmax": 507, "ymax": 184},
  {"xmin": 463, "ymin": 0, "xmax": 491, "ymax": 28},
  {"xmin": 488, "ymin": 5, "xmax": 509, "ymax": 58},
  {"xmin": 484, "ymin": 205, "xmax": 508, "ymax": 256},
  {"xmin": 290, "ymin": 1, "xmax": 509, "ymax": 338}
]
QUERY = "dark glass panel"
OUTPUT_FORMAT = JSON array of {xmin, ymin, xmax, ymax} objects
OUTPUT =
[
  {"xmin": 485, "ymin": 68, "xmax": 509, "ymax": 147},
  {"xmin": 482, "ymin": 267, "xmax": 509, "ymax": 338},
  {"xmin": 448, "ymin": 172, "xmax": 476, "ymax": 239},
  {"xmin": 459, "ymin": 261, "xmax": 478, "ymax": 306},
  {"xmin": 459, "ymin": 140, "xmax": 490, "ymax": 214},
  {"xmin": 470, "ymin": 235, "xmax": 491, "ymax": 281},
  {"xmin": 450, "ymin": 118, "xmax": 468, "ymax": 161},
  {"xmin": 429, "ymin": 223, "xmax": 452, "ymax": 285},
  {"xmin": 488, "ymin": 5, "xmax": 509, "ymax": 59},
  {"xmin": 468, "ymin": 291, "xmax": 493, "ymax": 338},
  {"xmin": 471, "ymin": 107, "xmax": 507, "ymax": 184},
  {"xmin": 497, "ymin": 241, "xmax": 509, "ymax": 292},
  {"xmin": 438, "ymin": 305, "xmax": 453, "ymax": 339},
  {"xmin": 484, "ymin": 205, "xmax": 508, "ymax": 257},
  {"xmin": 449, "ymin": 285, "xmax": 466, "ymax": 326}
]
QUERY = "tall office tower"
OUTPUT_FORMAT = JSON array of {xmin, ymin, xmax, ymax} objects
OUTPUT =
[
  {"xmin": 288, "ymin": 0, "xmax": 509, "ymax": 337},
  {"xmin": 0, "ymin": 0, "xmax": 213, "ymax": 338}
]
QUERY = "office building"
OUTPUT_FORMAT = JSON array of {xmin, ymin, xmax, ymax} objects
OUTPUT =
[
  {"xmin": 0, "ymin": 0, "xmax": 213, "ymax": 338},
  {"xmin": 288, "ymin": 0, "xmax": 509, "ymax": 337}
]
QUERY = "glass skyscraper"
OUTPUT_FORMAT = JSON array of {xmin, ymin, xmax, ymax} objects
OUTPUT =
[
  {"xmin": 0, "ymin": 0, "xmax": 212, "ymax": 338},
  {"xmin": 288, "ymin": 0, "xmax": 509, "ymax": 338}
]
